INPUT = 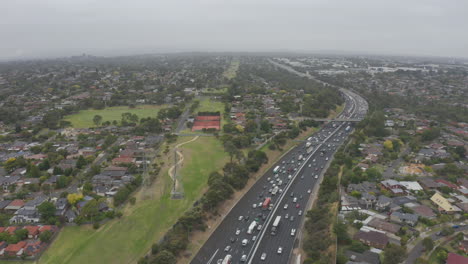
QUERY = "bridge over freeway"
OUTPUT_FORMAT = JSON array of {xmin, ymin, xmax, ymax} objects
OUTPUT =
[{"xmin": 300, "ymin": 117, "xmax": 362, "ymax": 122}]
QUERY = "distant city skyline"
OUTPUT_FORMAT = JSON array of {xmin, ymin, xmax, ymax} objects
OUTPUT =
[{"xmin": 1, "ymin": 0, "xmax": 468, "ymax": 60}]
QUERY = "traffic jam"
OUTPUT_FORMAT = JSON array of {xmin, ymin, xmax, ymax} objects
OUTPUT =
[
  {"xmin": 213, "ymin": 90, "xmax": 366, "ymax": 264},
  {"xmin": 218, "ymin": 122, "xmax": 353, "ymax": 264}
]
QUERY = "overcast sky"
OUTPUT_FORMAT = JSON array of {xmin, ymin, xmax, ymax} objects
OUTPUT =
[{"xmin": 1, "ymin": 0, "xmax": 467, "ymax": 60}]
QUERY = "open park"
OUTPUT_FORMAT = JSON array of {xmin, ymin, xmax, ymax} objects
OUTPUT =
[{"xmin": 38, "ymin": 136, "xmax": 228, "ymax": 264}]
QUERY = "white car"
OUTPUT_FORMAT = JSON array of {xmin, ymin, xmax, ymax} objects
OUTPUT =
[
  {"xmin": 293, "ymin": 197, "xmax": 297, "ymax": 203},
  {"xmin": 238, "ymin": 216, "xmax": 244, "ymax": 221},
  {"xmin": 252, "ymin": 235, "xmax": 257, "ymax": 241},
  {"xmin": 252, "ymin": 203, "xmax": 257, "ymax": 209},
  {"xmin": 284, "ymin": 204, "xmax": 289, "ymax": 209},
  {"xmin": 277, "ymin": 247, "xmax": 283, "ymax": 254},
  {"xmin": 308, "ymin": 164, "xmax": 311, "ymax": 168},
  {"xmin": 257, "ymin": 224, "xmax": 262, "ymax": 231},
  {"xmin": 298, "ymin": 210, "xmax": 303, "ymax": 216},
  {"xmin": 224, "ymin": 245, "xmax": 231, "ymax": 252},
  {"xmin": 285, "ymin": 213, "xmax": 289, "ymax": 219},
  {"xmin": 235, "ymin": 229, "xmax": 240, "ymax": 235},
  {"xmin": 314, "ymin": 175, "xmax": 318, "ymax": 179},
  {"xmin": 241, "ymin": 255, "xmax": 247, "ymax": 262},
  {"xmin": 261, "ymin": 253, "xmax": 267, "ymax": 261},
  {"xmin": 242, "ymin": 239, "xmax": 248, "ymax": 246},
  {"xmin": 291, "ymin": 229, "xmax": 296, "ymax": 236},
  {"xmin": 307, "ymin": 189, "xmax": 311, "ymax": 193},
  {"xmin": 326, "ymin": 157, "xmax": 329, "ymax": 161}
]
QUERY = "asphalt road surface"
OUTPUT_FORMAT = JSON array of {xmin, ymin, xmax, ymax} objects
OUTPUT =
[
  {"xmin": 405, "ymin": 224, "xmax": 468, "ymax": 264},
  {"xmin": 191, "ymin": 88, "xmax": 368, "ymax": 264}
]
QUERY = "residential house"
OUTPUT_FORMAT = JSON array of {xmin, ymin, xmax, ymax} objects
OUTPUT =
[
  {"xmin": 10, "ymin": 208, "xmax": 41, "ymax": 224},
  {"xmin": 344, "ymin": 250, "xmax": 381, "ymax": 264},
  {"xmin": 347, "ymin": 181, "xmax": 379, "ymax": 194},
  {"xmin": 24, "ymin": 240, "xmax": 45, "ymax": 257},
  {"xmin": 0, "ymin": 200, "xmax": 12, "ymax": 211},
  {"xmin": 459, "ymin": 240, "xmax": 468, "ymax": 254},
  {"xmin": 419, "ymin": 178, "xmax": 442, "ymax": 190},
  {"xmin": 381, "ymin": 180, "xmax": 405, "ymax": 195},
  {"xmin": 399, "ymin": 181, "xmax": 423, "ymax": 192},
  {"xmin": 4, "ymin": 199, "xmax": 24, "ymax": 212},
  {"xmin": 390, "ymin": 212, "xmax": 419, "ymax": 226},
  {"xmin": 64, "ymin": 209, "xmax": 77, "ymax": 223},
  {"xmin": 23, "ymin": 225, "xmax": 40, "ymax": 239},
  {"xmin": 354, "ymin": 230, "xmax": 389, "ymax": 249},
  {"xmin": 376, "ymin": 195, "xmax": 392, "ymax": 211},
  {"xmin": 2, "ymin": 241, "xmax": 26, "ymax": 257},
  {"xmin": 367, "ymin": 218, "xmax": 401, "ymax": 234},
  {"xmin": 54, "ymin": 198, "xmax": 68, "ymax": 216},
  {"xmin": 446, "ymin": 253, "xmax": 468, "ymax": 264},
  {"xmin": 431, "ymin": 192, "xmax": 461, "ymax": 214},
  {"xmin": 412, "ymin": 205, "xmax": 436, "ymax": 219},
  {"xmin": 0, "ymin": 176, "xmax": 20, "ymax": 192}
]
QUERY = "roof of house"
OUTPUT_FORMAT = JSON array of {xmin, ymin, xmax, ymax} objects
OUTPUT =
[
  {"xmin": 412, "ymin": 205, "xmax": 436, "ymax": 218},
  {"xmin": 0, "ymin": 200, "xmax": 12, "ymax": 209},
  {"xmin": 399, "ymin": 181, "xmax": 423, "ymax": 191},
  {"xmin": 419, "ymin": 178, "xmax": 442, "ymax": 188},
  {"xmin": 6, "ymin": 199, "xmax": 25, "ymax": 208},
  {"xmin": 4, "ymin": 241, "xmax": 27, "ymax": 253},
  {"xmin": 354, "ymin": 230, "xmax": 389, "ymax": 247},
  {"xmin": 23, "ymin": 225, "xmax": 40, "ymax": 235},
  {"xmin": 435, "ymin": 179, "xmax": 459, "ymax": 189},
  {"xmin": 431, "ymin": 192, "xmax": 461, "ymax": 212},
  {"xmin": 446, "ymin": 252, "xmax": 468, "ymax": 264},
  {"xmin": 345, "ymin": 250, "xmax": 380, "ymax": 264},
  {"xmin": 391, "ymin": 212, "xmax": 419, "ymax": 222},
  {"xmin": 368, "ymin": 218, "xmax": 401, "ymax": 234}
]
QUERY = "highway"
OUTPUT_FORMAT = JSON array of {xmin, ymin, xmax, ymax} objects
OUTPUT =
[{"xmin": 191, "ymin": 62, "xmax": 368, "ymax": 264}]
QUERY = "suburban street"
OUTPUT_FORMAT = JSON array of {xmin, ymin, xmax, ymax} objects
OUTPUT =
[
  {"xmin": 405, "ymin": 224, "xmax": 468, "ymax": 264},
  {"xmin": 191, "ymin": 85, "xmax": 368, "ymax": 264}
]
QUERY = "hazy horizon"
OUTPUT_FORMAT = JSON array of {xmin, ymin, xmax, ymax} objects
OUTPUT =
[{"xmin": 1, "ymin": 0, "xmax": 468, "ymax": 60}]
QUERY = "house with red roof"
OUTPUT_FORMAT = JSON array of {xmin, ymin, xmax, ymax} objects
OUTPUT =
[
  {"xmin": 435, "ymin": 179, "xmax": 459, "ymax": 189},
  {"xmin": 23, "ymin": 225, "xmax": 40, "ymax": 239},
  {"xmin": 39, "ymin": 225, "xmax": 58, "ymax": 233},
  {"xmin": 2, "ymin": 241, "xmax": 26, "ymax": 257},
  {"xmin": 446, "ymin": 252, "xmax": 468, "ymax": 264},
  {"xmin": 5, "ymin": 226, "xmax": 18, "ymax": 235}
]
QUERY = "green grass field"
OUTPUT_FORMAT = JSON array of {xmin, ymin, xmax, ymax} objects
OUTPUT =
[
  {"xmin": 38, "ymin": 136, "xmax": 228, "ymax": 264},
  {"xmin": 63, "ymin": 105, "xmax": 166, "ymax": 128},
  {"xmin": 223, "ymin": 59, "xmax": 239, "ymax": 79},
  {"xmin": 201, "ymin": 87, "xmax": 228, "ymax": 95}
]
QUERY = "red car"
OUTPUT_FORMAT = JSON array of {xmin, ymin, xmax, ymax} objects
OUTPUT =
[{"xmin": 296, "ymin": 203, "xmax": 300, "ymax": 208}]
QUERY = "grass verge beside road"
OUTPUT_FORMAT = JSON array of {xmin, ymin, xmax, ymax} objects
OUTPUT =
[
  {"xmin": 39, "ymin": 136, "xmax": 228, "ymax": 264},
  {"xmin": 63, "ymin": 105, "xmax": 166, "ymax": 128}
]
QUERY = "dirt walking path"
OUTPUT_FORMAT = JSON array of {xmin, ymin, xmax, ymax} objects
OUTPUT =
[{"xmin": 168, "ymin": 136, "xmax": 199, "ymax": 190}]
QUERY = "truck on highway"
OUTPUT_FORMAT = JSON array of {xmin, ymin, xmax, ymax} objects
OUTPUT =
[
  {"xmin": 222, "ymin": 254, "xmax": 232, "ymax": 264},
  {"xmin": 273, "ymin": 166, "xmax": 280, "ymax": 174},
  {"xmin": 271, "ymin": 216, "xmax": 282, "ymax": 235},
  {"xmin": 306, "ymin": 146, "xmax": 314, "ymax": 154},
  {"xmin": 262, "ymin": 197, "xmax": 271, "ymax": 210},
  {"xmin": 271, "ymin": 186, "xmax": 279, "ymax": 196},
  {"xmin": 247, "ymin": 221, "xmax": 258, "ymax": 234}
]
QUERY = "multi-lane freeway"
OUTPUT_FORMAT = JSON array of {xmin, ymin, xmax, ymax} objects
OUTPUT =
[{"xmin": 191, "ymin": 64, "xmax": 368, "ymax": 264}]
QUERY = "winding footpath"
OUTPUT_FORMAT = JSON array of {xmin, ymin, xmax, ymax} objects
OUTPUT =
[{"xmin": 168, "ymin": 136, "xmax": 199, "ymax": 190}]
